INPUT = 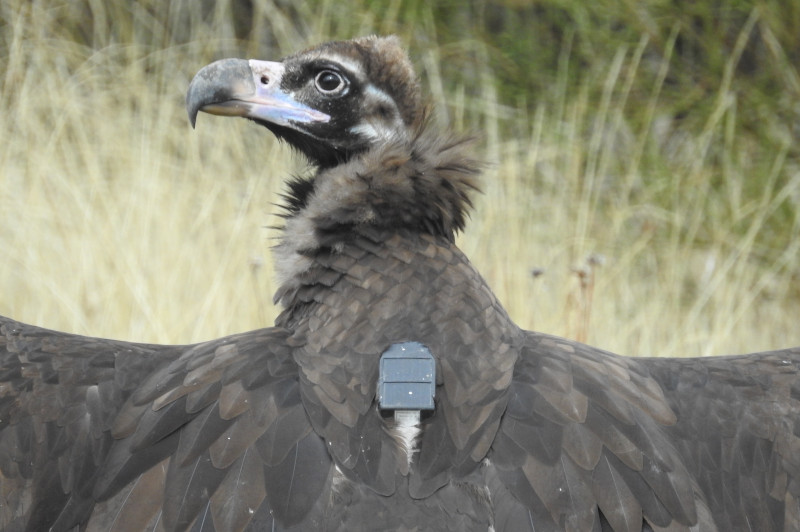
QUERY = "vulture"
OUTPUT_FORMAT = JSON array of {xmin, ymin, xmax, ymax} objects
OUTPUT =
[{"xmin": 2, "ymin": 35, "xmax": 800, "ymax": 532}]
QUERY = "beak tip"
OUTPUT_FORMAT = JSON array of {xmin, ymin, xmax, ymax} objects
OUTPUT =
[{"xmin": 186, "ymin": 86, "xmax": 201, "ymax": 129}]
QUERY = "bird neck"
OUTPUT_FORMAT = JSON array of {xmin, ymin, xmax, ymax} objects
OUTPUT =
[{"xmin": 272, "ymin": 125, "xmax": 482, "ymax": 316}]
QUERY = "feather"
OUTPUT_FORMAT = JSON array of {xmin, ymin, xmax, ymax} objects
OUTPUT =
[
  {"xmin": 348, "ymin": 417, "xmax": 396, "ymax": 495},
  {"xmin": 84, "ymin": 459, "xmax": 167, "ymax": 532},
  {"xmin": 263, "ymin": 433, "xmax": 331, "ymax": 527},
  {"xmin": 415, "ymin": 410, "xmax": 460, "ymax": 479},
  {"xmin": 217, "ymin": 380, "xmax": 251, "ymax": 420},
  {"xmin": 162, "ymin": 450, "xmax": 227, "ymax": 531},
  {"xmin": 185, "ymin": 381, "xmax": 222, "ymax": 414},
  {"xmin": 129, "ymin": 396, "xmax": 192, "ymax": 453},
  {"xmin": 583, "ymin": 404, "xmax": 643, "ymax": 471},
  {"xmin": 521, "ymin": 453, "xmax": 596, "ymax": 530},
  {"xmin": 507, "ymin": 379, "xmax": 567, "ymax": 423},
  {"xmin": 113, "ymin": 348, "xmax": 173, "ymax": 392},
  {"xmin": 601, "ymin": 451, "xmax": 674, "ymax": 528},
  {"xmin": 209, "ymin": 405, "xmax": 270, "ymax": 469},
  {"xmin": 93, "ymin": 431, "xmax": 179, "ymax": 501},
  {"xmin": 130, "ymin": 363, "xmax": 186, "ymax": 406},
  {"xmin": 638, "ymin": 454, "xmax": 697, "ymax": 526},
  {"xmin": 502, "ymin": 416, "xmax": 563, "ymax": 465},
  {"xmin": 592, "ymin": 454, "xmax": 642, "ymax": 532},
  {"xmin": 536, "ymin": 355, "xmax": 575, "ymax": 393},
  {"xmin": 210, "ymin": 449, "xmax": 266, "ymax": 532},
  {"xmin": 573, "ymin": 368, "xmax": 636, "ymax": 426},
  {"xmin": 110, "ymin": 399, "xmax": 151, "ymax": 439},
  {"xmin": 174, "ymin": 404, "xmax": 233, "ymax": 467},
  {"xmin": 57, "ymin": 415, "xmax": 90, "ymax": 493},
  {"xmin": 489, "ymin": 465, "xmax": 562, "ymax": 531},
  {"xmin": 560, "ymin": 455, "xmax": 602, "ymax": 532},
  {"xmin": 86, "ymin": 382, "xmax": 121, "ymax": 436},
  {"xmin": 254, "ymin": 402, "xmax": 312, "ymax": 465},
  {"xmin": 562, "ymin": 422, "xmax": 603, "ymax": 470},
  {"xmin": 532, "ymin": 382, "xmax": 589, "ymax": 424},
  {"xmin": 613, "ymin": 409, "xmax": 679, "ymax": 473}
]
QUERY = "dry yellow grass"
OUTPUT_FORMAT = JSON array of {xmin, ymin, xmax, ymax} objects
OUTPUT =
[{"xmin": 1, "ymin": 1, "xmax": 798, "ymax": 357}]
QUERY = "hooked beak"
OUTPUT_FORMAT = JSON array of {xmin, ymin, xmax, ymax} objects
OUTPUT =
[{"xmin": 186, "ymin": 58, "xmax": 330, "ymax": 128}]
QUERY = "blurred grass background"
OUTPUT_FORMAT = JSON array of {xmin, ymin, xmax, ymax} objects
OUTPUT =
[{"xmin": 0, "ymin": 0, "xmax": 798, "ymax": 357}]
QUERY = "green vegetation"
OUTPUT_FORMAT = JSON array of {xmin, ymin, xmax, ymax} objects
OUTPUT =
[{"xmin": 0, "ymin": 0, "xmax": 798, "ymax": 357}]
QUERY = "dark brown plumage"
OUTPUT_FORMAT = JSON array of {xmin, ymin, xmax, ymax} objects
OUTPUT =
[{"xmin": 2, "ymin": 35, "xmax": 800, "ymax": 531}]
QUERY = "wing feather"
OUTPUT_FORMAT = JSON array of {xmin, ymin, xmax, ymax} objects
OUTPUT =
[
  {"xmin": 263, "ymin": 432, "xmax": 332, "ymax": 527},
  {"xmin": 254, "ymin": 402, "xmax": 312, "ymax": 465},
  {"xmin": 162, "ymin": 450, "xmax": 228, "ymax": 530},
  {"xmin": 592, "ymin": 454, "xmax": 642, "ymax": 532},
  {"xmin": 174, "ymin": 404, "xmax": 234, "ymax": 467},
  {"xmin": 210, "ymin": 449, "xmax": 267, "ymax": 532},
  {"xmin": 209, "ymin": 406, "xmax": 269, "ymax": 469},
  {"xmin": 84, "ymin": 459, "xmax": 167, "ymax": 532}
]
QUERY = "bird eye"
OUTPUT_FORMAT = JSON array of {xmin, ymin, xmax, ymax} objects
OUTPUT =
[{"xmin": 315, "ymin": 70, "xmax": 346, "ymax": 94}]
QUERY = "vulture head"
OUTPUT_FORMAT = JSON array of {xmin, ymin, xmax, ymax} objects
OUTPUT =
[
  {"xmin": 187, "ymin": 35, "xmax": 422, "ymax": 169},
  {"xmin": 187, "ymin": 35, "xmax": 478, "ymax": 244}
]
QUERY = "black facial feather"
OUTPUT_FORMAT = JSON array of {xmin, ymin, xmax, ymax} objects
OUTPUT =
[{"xmin": 277, "ymin": 175, "xmax": 316, "ymax": 216}]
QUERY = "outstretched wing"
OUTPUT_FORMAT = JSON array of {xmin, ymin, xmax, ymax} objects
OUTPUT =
[
  {"xmin": 0, "ymin": 315, "xmax": 329, "ymax": 532},
  {"xmin": 0, "ymin": 316, "xmax": 177, "ymax": 530},
  {"xmin": 489, "ymin": 331, "xmax": 800, "ymax": 532},
  {"xmin": 645, "ymin": 347, "xmax": 800, "ymax": 532},
  {"xmin": 489, "ymin": 331, "xmax": 711, "ymax": 532}
]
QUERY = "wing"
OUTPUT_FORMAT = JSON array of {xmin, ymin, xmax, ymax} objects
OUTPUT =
[
  {"xmin": 644, "ymin": 348, "xmax": 800, "ymax": 532},
  {"xmin": 488, "ymin": 331, "xmax": 713, "ymax": 532},
  {"xmin": 0, "ymin": 315, "xmax": 330, "ymax": 532},
  {"xmin": 0, "ymin": 316, "xmax": 178, "ymax": 530},
  {"xmin": 489, "ymin": 331, "xmax": 800, "ymax": 532}
]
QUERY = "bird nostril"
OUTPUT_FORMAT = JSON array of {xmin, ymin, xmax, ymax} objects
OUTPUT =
[{"xmin": 260, "ymin": 75, "xmax": 269, "ymax": 85}]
